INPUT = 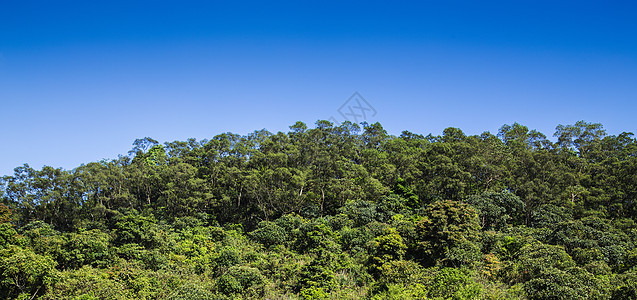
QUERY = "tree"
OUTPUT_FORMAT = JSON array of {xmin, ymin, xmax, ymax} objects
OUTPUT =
[
  {"xmin": 466, "ymin": 191, "xmax": 525, "ymax": 230},
  {"xmin": 0, "ymin": 120, "xmax": 635, "ymax": 299},
  {"xmin": 128, "ymin": 137, "xmax": 159, "ymax": 156},
  {"xmin": 368, "ymin": 227, "xmax": 407, "ymax": 276},
  {"xmin": 0, "ymin": 245, "xmax": 57, "ymax": 299},
  {"xmin": 0, "ymin": 204, "xmax": 12, "ymax": 224},
  {"xmin": 554, "ymin": 121, "xmax": 606, "ymax": 156},
  {"xmin": 415, "ymin": 200, "xmax": 481, "ymax": 267},
  {"xmin": 513, "ymin": 242, "xmax": 610, "ymax": 299}
]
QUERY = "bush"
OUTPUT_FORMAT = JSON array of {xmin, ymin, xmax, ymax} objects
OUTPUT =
[
  {"xmin": 249, "ymin": 221, "xmax": 288, "ymax": 248},
  {"xmin": 428, "ymin": 268, "xmax": 482, "ymax": 299},
  {"xmin": 216, "ymin": 266, "xmax": 264, "ymax": 296},
  {"xmin": 0, "ymin": 245, "xmax": 57, "ymax": 299}
]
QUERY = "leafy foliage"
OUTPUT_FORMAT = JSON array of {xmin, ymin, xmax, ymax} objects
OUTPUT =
[{"xmin": 0, "ymin": 120, "xmax": 635, "ymax": 299}]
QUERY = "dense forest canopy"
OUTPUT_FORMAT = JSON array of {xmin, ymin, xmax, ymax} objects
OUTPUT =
[{"xmin": 1, "ymin": 120, "xmax": 636, "ymax": 299}]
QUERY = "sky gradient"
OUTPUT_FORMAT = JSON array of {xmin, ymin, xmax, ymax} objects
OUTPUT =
[{"xmin": 1, "ymin": 1, "xmax": 636, "ymax": 176}]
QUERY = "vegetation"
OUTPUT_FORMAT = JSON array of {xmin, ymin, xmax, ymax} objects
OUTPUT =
[{"xmin": 1, "ymin": 120, "xmax": 636, "ymax": 299}]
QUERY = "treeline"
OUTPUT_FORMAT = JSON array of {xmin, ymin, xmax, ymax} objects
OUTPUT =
[{"xmin": 0, "ymin": 120, "xmax": 636, "ymax": 299}]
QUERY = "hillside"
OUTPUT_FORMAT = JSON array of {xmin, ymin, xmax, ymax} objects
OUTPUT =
[{"xmin": 1, "ymin": 120, "xmax": 636, "ymax": 299}]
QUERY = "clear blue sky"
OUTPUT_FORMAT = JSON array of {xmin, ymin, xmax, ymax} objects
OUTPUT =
[{"xmin": 1, "ymin": 1, "xmax": 636, "ymax": 176}]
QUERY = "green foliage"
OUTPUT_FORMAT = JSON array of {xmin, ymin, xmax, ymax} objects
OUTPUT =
[
  {"xmin": 44, "ymin": 266, "xmax": 131, "ymax": 300},
  {"xmin": 370, "ymin": 283, "xmax": 428, "ymax": 300},
  {"xmin": 428, "ymin": 268, "xmax": 482, "ymax": 299},
  {"xmin": 213, "ymin": 246, "xmax": 241, "ymax": 270},
  {"xmin": 295, "ymin": 219, "xmax": 341, "ymax": 255},
  {"xmin": 0, "ymin": 120, "xmax": 635, "ymax": 299},
  {"xmin": 368, "ymin": 227, "xmax": 407, "ymax": 276},
  {"xmin": 530, "ymin": 204, "xmax": 572, "ymax": 229},
  {"xmin": 466, "ymin": 191, "xmax": 525, "ymax": 230},
  {"xmin": 373, "ymin": 259, "xmax": 425, "ymax": 293},
  {"xmin": 613, "ymin": 270, "xmax": 637, "ymax": 299},
  {"xmin": 511, "ymin": 242, "xmax": 611, "ymax": 299},
  {"xmin": 114, "ymin": 212, "xmax": 165, "ymax": 249},
  {"xmin": 62, "ymin": 229, "xmax": 112, "ymax": 269},
  {"xmin": 216, "ymin": 266, "xmax": 264, "ymax": 296},
  {"xmin": 249, "ymin": 220, "xmax": 288, "ymax": 248},
  {"xmin": 0, "ymin": 245, "xmax": 57, "ymax": 299},
  {"xmin": 0, "ymin": 203, "xmax": 12, "ymax": 224},
  {"xmin": 0, "ymin": 223, "xmax": 17, "ymax": 247},
  {"xmin": 392, "ymin": 178, "xmax": 419, "ymax": 208},
  {"xmin": 338, "ymin": 200, "xmax": 382, "ymax": 227},
  {"xmin": 415, "ymin": 200, "xmax": 481, "ymax": 267}
]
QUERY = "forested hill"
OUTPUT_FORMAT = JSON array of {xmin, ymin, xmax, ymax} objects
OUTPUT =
[{"xmin": 1, "ymin": 120, "xmax": 636, "ymax": 299}]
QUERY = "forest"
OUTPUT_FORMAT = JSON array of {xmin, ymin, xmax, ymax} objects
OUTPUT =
[{"xmin": 1, "ymin": 120, "xmax": 636, "ymax": 299}]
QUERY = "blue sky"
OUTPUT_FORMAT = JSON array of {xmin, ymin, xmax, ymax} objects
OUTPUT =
[{"xmin": 1, "ymin": 1, "xmax": 636, "ymax": 176}]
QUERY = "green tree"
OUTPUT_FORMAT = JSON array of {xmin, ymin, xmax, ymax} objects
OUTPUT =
[
  {"xmin": 466, "ymin": 191, "xmax": 525, "ymax": 230},
  {"xmin": 415, "ymin": 200, "xmax": 481, "ymax": 267},
  {"xmin": 0, "ymin": 245, "xmax": 57, "ymax": 299}
]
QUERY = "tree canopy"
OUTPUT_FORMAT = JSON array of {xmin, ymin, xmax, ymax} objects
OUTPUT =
[{"xmin": 1, "ymin": 120, "xmax": 636, "ymax": 299}]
